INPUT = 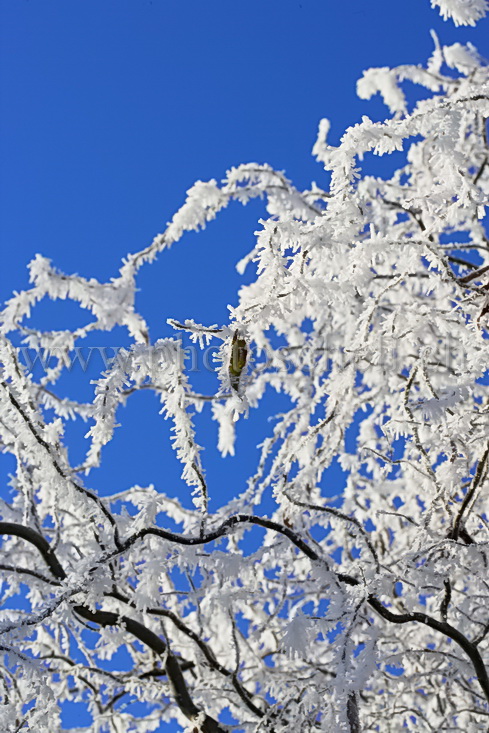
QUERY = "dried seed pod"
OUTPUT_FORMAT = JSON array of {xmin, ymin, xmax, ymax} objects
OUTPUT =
[{"xmin": 229, "ymin": 330, "xmax": 248, "ymax": 392}]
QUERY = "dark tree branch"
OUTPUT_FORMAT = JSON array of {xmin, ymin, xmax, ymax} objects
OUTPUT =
[
  {"xmin": 120, "ymin": 513, "xmax": 359, "ymax": 587},
  {"xmin": 347, "ymin": 692, "xmax": 361, "ymax": 733},
  {"xmin": 0, "ymin": 523, "xmax": 224, "ymax": 730},
  {"xmin": 109, "ymin": 589, "xmax": 264, "ymax": 718},
  {"xmin": 2, "ymin": 512, "xmax": 489, "ymax": 710},
  {"xmin": 0, "ymin": 562, "xmax": 60, "ymax": 586},
  {"xmin": 450, "ymin": 442, "xmax": 489, "ymax": 542},
  {"xmin": 440, "ymin": 579, "xmax": 452, "ymax": 623},
  {"xmin": 73, "ymin": 605, "xmax": 226, "ymax": 732},
  {"xmin": 0, "ymin": 522, "xmax": 66, "ymax": 580},
  {"xmin": 367, "ymin": 596, "xmax": 489, "ymax": 704}
]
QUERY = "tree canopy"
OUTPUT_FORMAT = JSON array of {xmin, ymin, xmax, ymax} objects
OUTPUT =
[{"xmin": 1, "ymin": 7, "xmax": 489, "ymax": 732}]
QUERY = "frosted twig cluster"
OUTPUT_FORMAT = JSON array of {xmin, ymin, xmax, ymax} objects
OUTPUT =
[{"xmin": 1, "ymin": 35, "xmax": 489, "ymax": 733}]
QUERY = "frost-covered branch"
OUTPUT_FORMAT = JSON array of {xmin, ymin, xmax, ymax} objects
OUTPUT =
[{"xmin": 1, "ymin": 34, "xmax": 489, "ymax": 732}]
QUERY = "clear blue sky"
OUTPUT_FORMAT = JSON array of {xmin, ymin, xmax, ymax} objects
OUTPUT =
[{"xmin": 1, "ymin": 1, "xmax": 488, "ymax": 729}]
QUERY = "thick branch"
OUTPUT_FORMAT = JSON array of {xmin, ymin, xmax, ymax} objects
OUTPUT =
[
  {"xmin": 0, "ymin": 522, "xmax": 66, "ymax": 580},
  {"xmin": 347, "ymin": 693, "xmax": 360, "ymax": 733},
  {"xmin": 74, "ymin": 605, "xmax": 225, "ymax": 732},
  {"xmin": 121, "ymin": 513, "xmax": 358, "ymax": 586},
  {"xmin": 367, "ymin": 596, "xmax": 489, "ymax": 704},
  {"xmin": 0, "ymin": 523, "xmax": 224, "ymax": 729},
  {"xmin": 109, "ymin": 589, "xmax": 264, "ymax": 719},
  {"xmin": 2, "ymin": 515, "xmax": 489, "ymax": 708}
]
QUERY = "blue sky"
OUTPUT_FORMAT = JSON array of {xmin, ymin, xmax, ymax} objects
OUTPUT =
[
  {"xmin": 1, "ymin": 1, "xmax": 489, "ymax": 729},
  {"xmin": 2, "ymin": 0, "xmax": 488, "ymax": 504}
]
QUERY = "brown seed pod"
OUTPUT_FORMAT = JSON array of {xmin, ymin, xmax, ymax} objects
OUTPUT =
[{"xmin": 229, "ymin": 330, "xmax": 248, "ymax": 392}]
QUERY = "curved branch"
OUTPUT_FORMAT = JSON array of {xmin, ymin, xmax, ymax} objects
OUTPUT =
[
  {"xmin": 73, "ymin": 605, "xmax": 226, "ymax": 733},
  {"xmin": 283, "ymin": 490, "xmax": 379, "ymax": 570},
  {"xmin": 0, "ymin": 522, "xmax": 66, "ymax": 580},
  {"xmin": 2, "ymin": 515, "xmax": 489, "ymax": 708},
  {"xmin": 121, "ymin": 513, "xmax": 358, "ymax": 587},
  {"xmin": 0, "ymin": 523, "xmax": 223, "ymax": 728},
  {"xmin": 109, "ymin": 589, "xmax": 264, "ymax": 718},
  {"xmin": 367, "ymin": 596, "xmax": 489, "ymax": 704},
  {"xmin": 121, "ymin": 515, "xmax": 489, "ymax": 704},
  {"xmin": 0, "ymin": 563, "xmax": 60, "ymax": 586}
]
